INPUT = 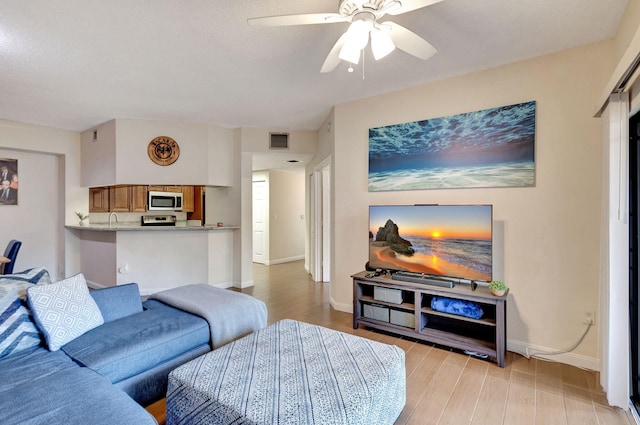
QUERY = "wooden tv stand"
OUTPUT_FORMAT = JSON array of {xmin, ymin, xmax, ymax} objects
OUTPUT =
[{"xmin": 352, "ymin": 271, "xmax": 507, "ymax": 367}]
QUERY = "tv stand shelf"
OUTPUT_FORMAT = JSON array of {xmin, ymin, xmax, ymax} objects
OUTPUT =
[
  {"xmin": 352, "ymin": 271, "xmax": 507, "ymax": 367},
  {"xmin": 359, "ymin": 295, "xmax": 415, "ymax": 312},
  {"xmin": 421, "ymin": 306, "xmax": 497, "ymax": 326}
]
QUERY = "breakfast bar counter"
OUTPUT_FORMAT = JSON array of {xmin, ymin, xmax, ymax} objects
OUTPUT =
[
  {"xmin": 66, "ymin": 223, "xmax": 239, "ymax": 294},
  {"xmin": 65, "ymin": 224, "xmax": 239, "ymax": 231}
]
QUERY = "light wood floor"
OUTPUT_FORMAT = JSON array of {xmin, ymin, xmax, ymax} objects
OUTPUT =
[{"xmin": 147, "ymin": 260, "xmax": 634, "ymax": 425}]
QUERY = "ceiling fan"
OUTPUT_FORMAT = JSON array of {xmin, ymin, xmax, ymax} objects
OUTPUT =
[{"xmin": 248, "ymin": 0, "xmax": 443, "ymax": 73}]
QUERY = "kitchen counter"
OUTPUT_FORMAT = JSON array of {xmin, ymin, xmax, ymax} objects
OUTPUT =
[
  {"xmin": 66, "ymin": 223, "xmax": 239, "ymax": 231},
  {"xmin": 69, "ymin": 221, "xmax": 238, "ymax": 293}
]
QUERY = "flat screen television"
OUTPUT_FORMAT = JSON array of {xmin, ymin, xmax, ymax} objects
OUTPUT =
[{"xmin": 369, "ymin": 204, "xmax": 493, "ymax": 282}]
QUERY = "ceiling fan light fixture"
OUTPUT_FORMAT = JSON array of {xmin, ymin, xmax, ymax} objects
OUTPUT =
[
  {"xmin": 370, "ymin": 28, "xmax": 395, "ymax": 60},
  {"xmin": 339, "ymin": 42, "xmax": 362, "ymax": 64},
  {"xmin": 346, "ymin": 19, "xmax": 372, "ymax": 48},
  {"xmin": 338, "ymin": 19, "xmax": 371, "ymax": 63}
]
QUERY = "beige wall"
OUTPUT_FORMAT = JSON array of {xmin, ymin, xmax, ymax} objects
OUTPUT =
[
  {"xmin": 0, "ymin": 120, "xmax": 83, "ymax": 279},
  {"xmin": 252, "ymin": 169, "xmax": 306, "ymax": 265},
  {"xmin": 241, "ymin": 128, "xmax": 318, "ymax": 285},
  {"xmin": 329, "ymin": 41, "xmax": 615, "ymax": 369},
  {"xmin": 0, "ymin": 149, "xmax": 59, "ymax": 274},
  {"xmin": 81, "ymin": 119, "xmax": 235, "ymax": 187},
  {"xmin": 268, "ymin": 169, "xmax": 305, "ymax": 264},
  {"xmin": 80, "ymin": 120, "xmax": 116, "ymax": 187},
  {"xmin": 612, "ymin": 0, "xmax": 640, "ymax": 68},
  {"xmin": 208, "ymin": 125, "xmax": 235, "ymax": 186},
  {"xmin": 115, "ymin": 119, "xmax": 209, "ymax": 185}
]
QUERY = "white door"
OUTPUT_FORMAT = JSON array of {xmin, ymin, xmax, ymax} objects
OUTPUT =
[
  {"xmin": 321, "ymin": 166, "xmax": 330, "ymax": 281},
  {"xmin": 252, "ymin": 180, "xmax": 267, "ymax": 264},
  {"xmin": 311, "ymin": 170, "xmax": 322, "ymax": 281},
  {"xmin": 311, "ymin": 158, "xmax": 331, "ymax": 282}
]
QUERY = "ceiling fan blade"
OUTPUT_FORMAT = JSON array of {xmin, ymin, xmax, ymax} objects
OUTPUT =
[
  {"xmin": 248, "ymin": 13, "xmax": 345, "ymax": 27},
  {"xmin": 321, "ymin": 32, "xmax": 351, "ymax": 73},
  {"xmin": 386, "ymin": 0, "xmax": 444, "ymax": 15},
  {"xmin": 383, "ymin": 21, "xmax": 437, "ymax": 60}
]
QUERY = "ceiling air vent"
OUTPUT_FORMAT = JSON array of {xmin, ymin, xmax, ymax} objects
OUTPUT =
[{"xmin": 269, "ymin": 132, "xmax": 289, "ymax": 150}]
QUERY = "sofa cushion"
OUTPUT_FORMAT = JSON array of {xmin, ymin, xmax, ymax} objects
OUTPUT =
[
  {"xmin": 62, "ymin": 299, "xmax": 209, "ymax": 384},
  {"xmin": 27, "ymin": 273, "xmax": 104, "ymax": 351},
  {"xmin": 115, "ymin": 343, "xmax": 210, "ymax": 406},
  {"xmin": 90, "ymin": 283, "xmax": 143, "ymax": 323},
  {"xmin": 0, "ymin": 280, "xmax": 43, "ymax": 359},
  {"xmin": 0, "ymin": 346, "xmax": 75, "ymax": 392},
  {"xmin": 0, "ymin": 363, "xmax": 157, "ymax": 425}
]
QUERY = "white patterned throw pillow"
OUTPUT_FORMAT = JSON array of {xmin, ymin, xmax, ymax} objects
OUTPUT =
[{"xmin": 27, "ymin": 273, "xmax": 104, "ymax": 351}]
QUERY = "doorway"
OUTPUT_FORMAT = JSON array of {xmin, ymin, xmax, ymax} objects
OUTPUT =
[
  {"xmin": 311, "ymin": 158, "xmax": 331, "ymax": 282},
  {"xmin": 252, "ymin": 180, "xmax": 267, "ymax": 264}
]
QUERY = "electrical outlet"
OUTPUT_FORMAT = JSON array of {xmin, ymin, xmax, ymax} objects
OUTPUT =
[{"xmin": 583, "ymin": 310, "xmax": 596, "ymax": 325}]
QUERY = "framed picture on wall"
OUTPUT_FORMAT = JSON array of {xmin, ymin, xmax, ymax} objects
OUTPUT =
[
  {"xmin": 0, "ymin": 158, "xmax": 18, "ymax": 205},
  {"xmin": 368, "ymin": 101, "xmax": 536, "ymax": 191}
]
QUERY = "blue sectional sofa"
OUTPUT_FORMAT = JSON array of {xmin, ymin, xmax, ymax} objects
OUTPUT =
[
  {"xmin": 0, "ymin": 268, "xmax": 257, "ymax": 425},
  {"xmin": 62, "ymin": 297, "xmax": 210, "ymax": 405}
]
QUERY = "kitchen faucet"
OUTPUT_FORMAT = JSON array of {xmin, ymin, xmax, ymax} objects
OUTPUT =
[{"xmin": 109, "ymin": 212, "xmax": 119, "ymax": 226}]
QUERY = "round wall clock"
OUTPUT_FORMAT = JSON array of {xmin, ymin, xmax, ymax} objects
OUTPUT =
[{"xmin": 148, "ymin": 136, "xmax": 180, "ymax": 166}]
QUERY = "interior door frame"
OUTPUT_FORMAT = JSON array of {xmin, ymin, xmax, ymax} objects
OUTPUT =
[
  {"xmin": 311, "ymin": 157, "xmax": 331, "ymax": 282},
  {"xmin": 252, "ymin": 179, "xmax": 267, "ymax": 264}
]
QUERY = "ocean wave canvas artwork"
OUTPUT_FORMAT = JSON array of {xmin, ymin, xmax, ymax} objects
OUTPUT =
[{"xmin": 368, "ymin": 101, "xmax": 536, "ymax": 191}]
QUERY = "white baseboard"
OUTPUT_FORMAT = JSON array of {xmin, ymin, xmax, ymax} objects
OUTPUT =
[
  {"xmin": 265, "ymin": 255, "xmax": 305, "ymax": 266},
  {"xmin": 141, "ymin": 282, "xmax": 236, "ymax": 296},
  {"xmin": 330, "ymin": 296, "xmax": 352, "ymax": 314},
  {"xmin": 508, "ymin": 339, "xmax": 600, "ymax": 371},
  {"xmin": 90, "ymin": 280, "xmax": 248, "ymax": 296},
  {"xmin": 319, "ymin": 304, "xmax": 600, "ymax": 371},
  {"xmin": 235, "ymin": 279, "xmax": 254, "ymax": 289}
]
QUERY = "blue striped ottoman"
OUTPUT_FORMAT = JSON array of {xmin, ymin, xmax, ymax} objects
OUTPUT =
[{"xmin": 167, "ymin": 319, "xmax": 406, "ymax": 425}]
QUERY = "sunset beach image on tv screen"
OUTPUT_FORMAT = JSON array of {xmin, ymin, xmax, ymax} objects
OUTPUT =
[{"xmin": 369, "ymin": 205, "xmax": 492, "ymax": 282}]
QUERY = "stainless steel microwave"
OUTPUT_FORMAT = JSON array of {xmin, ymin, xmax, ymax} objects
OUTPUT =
[{"xmin": 148, "ymin": 191, "xmax": 183, "ymax": 211}]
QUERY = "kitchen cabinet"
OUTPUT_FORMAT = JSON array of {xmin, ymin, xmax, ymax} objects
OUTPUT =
[
  {"xmin": 165, "ymin": 185, "xmax": 182, "ymax": 193},
  {"xmin": 149, "ymin": 185, "xmax": 182, "ymax": 193},
  {"xmin": 188, "ymin": 186, "xmax": 204, "ymax": 221},
  {"xmin": 131, "ymin": 185, "xmax": 147, "ymax": 212},
  {"xmin": 89, "ymin": 187, "xmax": 110, "ymax": 212},
  {"xmin": 182, "ymin": 185, "xmax": 194, "ymax": 213},
  {"xmin": 109, "ymin": 186, "xmax": 132, "ymax": 212},
  {"xmin": 90, "ymin": 185, "xmax": 147, "ymax": 212},
  {"xmin": 90, "ymin": 184, "xmax": 194, "ymax": 212}
]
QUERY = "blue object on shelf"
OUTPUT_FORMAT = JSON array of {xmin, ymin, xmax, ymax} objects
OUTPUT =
[{"xmin": 430, "ymin": 297, "xmax": 484, "ymax": 320}]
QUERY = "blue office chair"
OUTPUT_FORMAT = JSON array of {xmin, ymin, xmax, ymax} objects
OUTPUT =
[{"xmin": 2, "ymin": 239, "xmax": 21, "ymax": 274}]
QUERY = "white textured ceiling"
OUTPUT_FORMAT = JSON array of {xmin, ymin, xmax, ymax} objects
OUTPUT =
[{"xmin": 0, "ymin": 0, "xmax": 629, "ymax": 134}]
